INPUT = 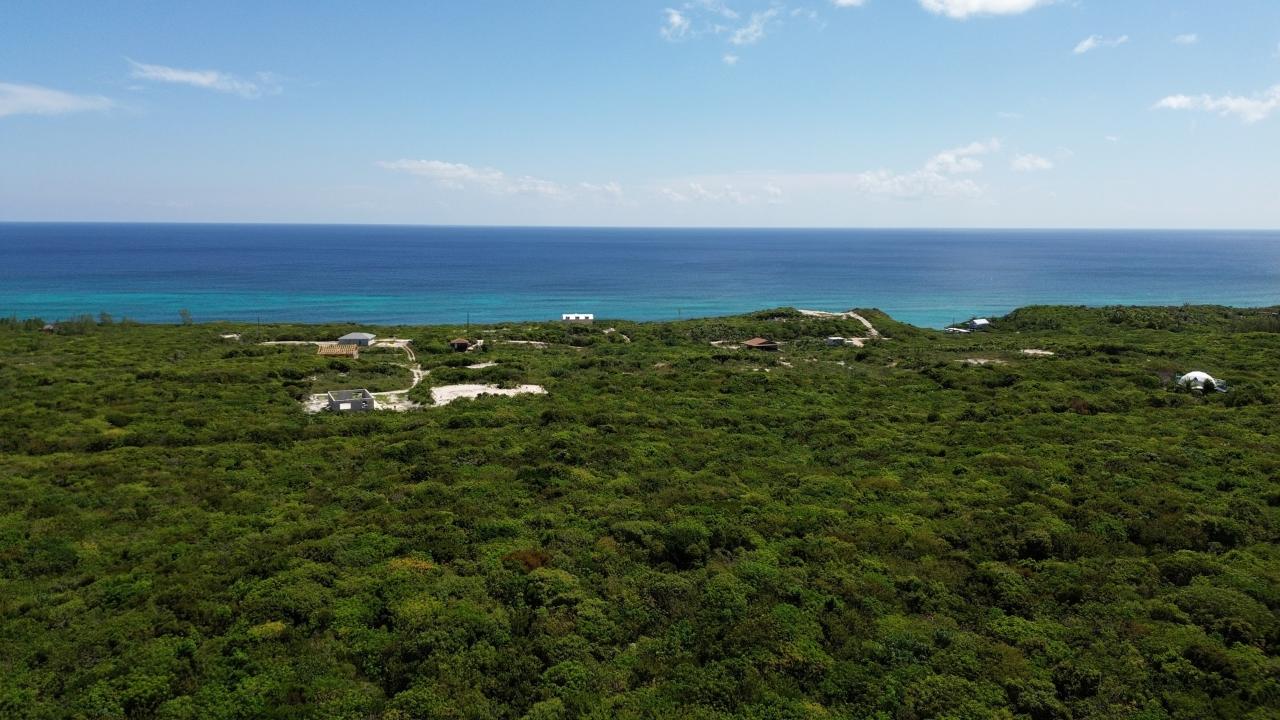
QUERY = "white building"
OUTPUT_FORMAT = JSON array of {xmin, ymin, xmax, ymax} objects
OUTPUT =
[
  {"xmin": 338, "ymin": 332, "xmax": 377, "ymax": 346},
  {"xmin": 562, "ymin": 313, "xmax": 594, "ymax": 324},
  {"xmin": 967, "ymin": 318, "xmax": 992, "ymax": 331},
  {"xmin": 1177, "ymin": 371, "xmax": 1226, "ymax": 392}
]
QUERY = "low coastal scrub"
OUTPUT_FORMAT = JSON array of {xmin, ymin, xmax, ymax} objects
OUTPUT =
[{"xmin": 1, "ymin": 305, "xmax": 1278, "ymax": 718}]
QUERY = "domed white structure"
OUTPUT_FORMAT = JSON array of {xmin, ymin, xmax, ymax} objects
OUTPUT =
[{"xmin": 1177, "ymin": 371, "xmax": 1224, "ymax": 391}]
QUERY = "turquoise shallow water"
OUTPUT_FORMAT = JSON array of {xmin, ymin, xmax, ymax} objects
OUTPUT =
[{"xmin": 2, "ymin": 223, "xmax": 1279, "ymax": 328}]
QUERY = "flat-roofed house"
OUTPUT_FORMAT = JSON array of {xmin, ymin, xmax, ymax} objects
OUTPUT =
[
  {"xmin": 327, "ymin": 389, "xmax": 376, "ymax": 412},
  {"xmin": 338, "ymin": 332, "xmax": 377, "ymax": 346},
  {"xmin": 562, "ymin": 313, "xmax": 594, "ymax": 325},
  {"xmin": 966, "ymin": 318, "xmax": 992, "ymax": 331}
]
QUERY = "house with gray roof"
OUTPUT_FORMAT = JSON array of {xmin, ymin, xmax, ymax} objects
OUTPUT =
[{"xmin": 338, "ymin": 332, "xmax": 377, "ymax": 346}]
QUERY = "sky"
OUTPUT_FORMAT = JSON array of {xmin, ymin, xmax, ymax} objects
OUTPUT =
[{"xmin": 1, "ymin": 0, "xmax": 1278, "ymax": 228}]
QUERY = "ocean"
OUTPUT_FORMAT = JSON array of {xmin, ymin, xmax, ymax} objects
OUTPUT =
[{"xmin": 2, "ymin": 223, "xmax": 1279, "ymax": 328}]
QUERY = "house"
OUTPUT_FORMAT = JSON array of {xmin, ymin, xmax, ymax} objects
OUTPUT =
[
  {"xmin": 40, "ymin": 323, "xmax": 57, "ymax": 334},
  {"xmin": 562, "ymin": 313, "xmax": 594, "ymax": 324},
  {"xmin": 1177, "ymin": 371, "xmax": 1227, "ymax": 392},
  {"xmin": 327, "ymin": 389, "xmax": 376, "ymax": 411},
  {"xmin": 743, "ymin": 337, "xmax": 779, "ymax": 351},
  {"xmin": 944, "ymin": 327, "xmax": 972, "ymax": 334},
  {"xmin": 338, "ymin": 332, "xmax": 376, "ymax": 346},
  {"xmin": 966, "ymin": 318, "xmax": 992, "ymax": 331},
  {"xmin": 318, "ymin": 344, "xmax": 360, "ymax": 358},
  {"xmin": 449, "ymin": 338, "xmax": 473, "ymax": 352},
  {"xmin": 826, "ymin": 336, "xmax": 848, "ymax": 346}
]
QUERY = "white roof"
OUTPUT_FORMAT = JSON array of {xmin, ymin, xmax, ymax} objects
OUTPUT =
[
  {"xmin": 339, "ymin": 332, "xmax": 376, "ymax": 340},
  {"xmin": 1178, "ymin": 371, "xmax": 1216, "ymax": 385},
  {"xmin": 971, "ymin": 318, "xmax": 991, "ymax": 325},
  {"xmin": 562, "ymin": 313, "xmax": 594, "ymax": 319}
]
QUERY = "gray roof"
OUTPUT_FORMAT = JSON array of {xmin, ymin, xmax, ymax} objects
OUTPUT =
[{"xmin": 338, "ymin": 332, "xmax": 377, "ymax": 341}]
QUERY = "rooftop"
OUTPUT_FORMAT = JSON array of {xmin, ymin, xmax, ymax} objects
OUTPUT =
[{"xmin": 327, "ymin": 389, "xmax": 374, "ymax": 402}]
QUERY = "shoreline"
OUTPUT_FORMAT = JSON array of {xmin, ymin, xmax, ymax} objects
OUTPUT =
[{"xmin": 14, "ymin": 302, "xmax": 1279, "ymax": 333}]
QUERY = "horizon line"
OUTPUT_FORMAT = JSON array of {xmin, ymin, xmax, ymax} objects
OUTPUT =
[{"xmin": 2, "ymin": 220, "xmax": 1279, "ymax": 233}]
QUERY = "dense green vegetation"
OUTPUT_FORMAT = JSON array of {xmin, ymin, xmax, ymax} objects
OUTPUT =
[{"xmin": 2, "ymin": 305, "xmax": 1278, "ymax": 719}]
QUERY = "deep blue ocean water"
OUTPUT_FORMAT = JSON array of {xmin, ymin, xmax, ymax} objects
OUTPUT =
[{"xmin": 2, "ymin": 223, "xmax": 1279, "ymax": 328}]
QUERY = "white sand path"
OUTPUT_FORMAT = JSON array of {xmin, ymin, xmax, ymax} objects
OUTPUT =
[
  {"xmin": 797, "ymin": 309, "xmax": 882, "ymax": 339},
  {"xmin": 270, "ymin": 338, "xmax": 426, "ymax": 412}
]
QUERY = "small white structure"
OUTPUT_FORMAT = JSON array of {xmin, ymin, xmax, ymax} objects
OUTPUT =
[
  {"xmin": 562, "ymin": 313, "xmax": 594, "ymax": 324},
  {"xmin": 338, "ymin": 332, "xmax": 377, "ymax": 346},
  {"xmin": 826, "ymin": 336, "xmax": 848, "ymax": 347},
  {"xmin": 327, "ymin": 389, "xmax": 376, "ymax": 411},
  {"xmin": 966, "ymin": 318, "xmax": 992, "ymax": 331},
  {"xmin": 944, "ymin": 327, "xmax": 971, "ymax": 334},
  {"xmin": 1177, "ymin": 371, "xmax": 1226, "ymax": 392}
]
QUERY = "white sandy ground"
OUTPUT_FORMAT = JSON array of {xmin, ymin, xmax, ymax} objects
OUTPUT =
[
  {"xmin": 502, "ymin": 340, "xmax": 548, "ymax": 348},
  {"xmin": 964, "ymin": 358, "xmax": 1009, "ymax": 366},
  {"xmin": 710, "ymin": 310, "xmax": 880, "ymax": 349},
  {"xmin": 430, "ymin": 384, "xmax": 546, "ymax": 406},
  {"xmin": 797, "ymin": 309, "xmax": 882, "ymax": 338},
  {"xmin": 272, "ymin": 338, "xmax": 547, "ymax": 412},
  {"xmin": 1021, "ymin": 349, "xmax": 1056, "ymax": 357},
  {"xmin": 268, "ymin": 338, "xmax": 428, "ymax": 413}
]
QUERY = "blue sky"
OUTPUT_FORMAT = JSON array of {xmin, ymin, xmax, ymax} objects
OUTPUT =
[{"xmin": 1, "ymin": 0, "xmax": 1278, "ymax": 228}]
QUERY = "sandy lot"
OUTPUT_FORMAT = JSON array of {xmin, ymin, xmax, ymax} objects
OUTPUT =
[{"xmin": 431, "ymin": 384, "xmax": 546, "ymax": 406}]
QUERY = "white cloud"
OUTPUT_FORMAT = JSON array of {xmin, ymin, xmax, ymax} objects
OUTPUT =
[
  {"xmin": 579, "ymin": 181, "xmax": 625, "ymax": 200},
  {"xmin": 660, "ymin": 8, "xmax": 692, "ymax": 41},
  {"xmin": 1011, "ymin": 153, "xmax": 1054, "ymax": 172},
  {"xmin": 737, "ymin": 139, "xmax": 1003, "ymax": 198},
  {"xmin": 850, "ymin": 139, "xmax": 1003, "ymax": 197},
  {"xmin": 382, "ymin": 159, "xmax": 631, "ymax": 202},
  {"xmin": 730, "ymin": 8, "xmax": 781, "ymax": 45},
  {"xmin": 661, "ymin": 2, "xmax": 743, "ymax": 42},
  {"xmin": 723, "ymin": 53, "xmax": 740, "ymax": 65},
  {"xmin": 379, "ymin": 159, "xmax": 569, "ymax": 198},
  {"xmin": 919, "ymin": 0, "xmax": 1052, "ymax": 20},
  {"xmin": 832, "ymin": 0, "xmax": 868, "ymax": 7},
  {"xmin": 693, "ymin": 0, "xmax": 739, "ymax": 19},
  {"xmin": 1105, "ymin": 135, "xmax": 1120, "ymax": 143},
  {"xmin": 0, "ymin": 82, "xmax": 113, "ymax": 118},
  {"xmin": 1154, "ymin": 85, "xmax": 1280, "ymax": 124},
  {"xmin": 1173, "ymin": 33, "xmax": 1198, "ymax": 45},
  {"xmin": 1073, "ymin": 34, "xmax": 1129, "ymax": 54},
  {"xmin": 924, "ymin": 139, "xmax": 1001, "ymax": 175},
  {"xmin": 128, "ymin": 60, "xmax": 280, "ymax": 98}
]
